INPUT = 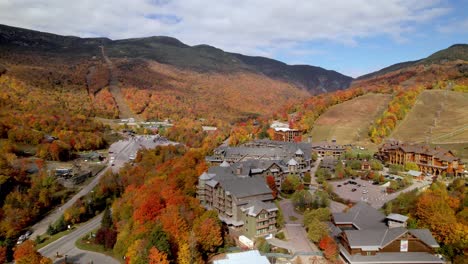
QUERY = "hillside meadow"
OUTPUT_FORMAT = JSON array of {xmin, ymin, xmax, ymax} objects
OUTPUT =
[{"xmin": 309, "ymin": 93, "xmax": 392, "ymax": 149}]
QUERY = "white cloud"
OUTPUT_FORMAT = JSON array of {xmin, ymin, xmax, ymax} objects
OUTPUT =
[
  {"xmin": 0, "ymin": 0, "xmax": 450, "ymax": 59},
  {"xmin": 436, "ymin": 18, "xmax": 468, "ymax": 33}
]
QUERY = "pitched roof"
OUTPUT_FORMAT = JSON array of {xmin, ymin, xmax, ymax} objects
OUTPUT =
[
  {"xmin": 409, "ymin": 229, "xmax": 440, "ymax": 248},
  {"xmin": 386, "ymin": 213, "xmax": 409, "ymax": 223},
  {"xmin": 345, "ymin": 227, "xmax": 407, "ymax": 250},
  {"xmin": 295, "ymin": 148, "xmax": 304, "ymax": 155},
  {"xmin": 207, "ymin": 164, "xmax": 273, "ymax": 199},
  {"xmin": 214, "ymin": 250, "xmax": 270, "ymax": 264},
  {"xmin": 220, "ymin": 160, "xmax": 230, "ymax": 167},
  {"xmin": 241, "ymin": 200, "xmax": 278, "ymax": 217},
  {"xmin": 288, "ymin": 158, "xmax": 298, "ymax": 166},
  {"xmin": 333, "ymin": 202, "xmax": 387, "ymax": 230}
]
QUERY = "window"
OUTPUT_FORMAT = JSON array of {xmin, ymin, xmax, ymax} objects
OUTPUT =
[{"xmin": 367, "ymin": 252, "xmax": 372, "ymax": 256}]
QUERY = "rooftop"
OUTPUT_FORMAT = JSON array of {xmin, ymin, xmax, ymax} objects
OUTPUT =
[
  {"xmin": 214, "ymin": 250, "xmax": 270, "ymax": 264},
  {"xmin": 333, "ymin": 202, "xmax": 387, "ymax": 230},
  {"xmin": 339, "ymin": 244, "xmax": 444, "ymax": 264}
]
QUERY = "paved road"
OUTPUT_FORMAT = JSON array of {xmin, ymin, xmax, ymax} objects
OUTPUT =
[
  {"xmin": 309, "ymin": 157, "xmax": 322, "ymax": 186},
  {"xmin": 39, "ymin": 214, "xmax": 119, "ymax": 264},
  {"xmin": 31, "ymin": 135, "xmax": 177, "ymax": 238},
  {"xmin": 30, "ymin": 166, "xmax": 111, "ymax": 240}
]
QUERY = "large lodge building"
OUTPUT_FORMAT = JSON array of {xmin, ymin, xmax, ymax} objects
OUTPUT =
[{"xmin": 378, "ymin": 140, "xmax": 465, "ymax": 177}]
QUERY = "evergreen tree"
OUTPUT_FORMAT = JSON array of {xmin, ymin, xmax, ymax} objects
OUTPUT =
[{"xmin": 101, "ymin": 206, "xmax": 112, "ymax": 229}]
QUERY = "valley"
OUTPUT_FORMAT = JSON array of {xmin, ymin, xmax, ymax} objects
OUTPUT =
[{"xmin": 0, "ymin": 23, "xmax": 466, "ymax": 264}]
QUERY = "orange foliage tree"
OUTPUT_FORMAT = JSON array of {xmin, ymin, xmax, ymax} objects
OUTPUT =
[
  {"xmin": 14, "ymin": 240, "xmax": 51, "ymax": 264},
  {"xmin": 148, "ymin": 247, "xmax": 170, "ymax": 264}
]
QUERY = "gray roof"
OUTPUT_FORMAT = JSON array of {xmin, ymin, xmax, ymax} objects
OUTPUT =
[
  {"xmin": 387, "ymin": 213, "xmax": 409, "ymax": 223},
  {"xmin": 288, "ymin": 158, "xmax": 298, "ymax": 166},
  {"xmin": 215, "ymin": 139, "xmax": 313, "ymax": 163},
  {"xmin": 345, "ymin": 227, "xmax": 425, "ymax": 250},
  {"xmin": 207, "ymin": 164, "xmax": 273, "ymax": 199},
  {"xmin": 199, "ymin": 172, "xmax": 212, "ymax": 180},
  {"xmin": 339, "ymin": 244, "xmax": 444, "ymax": 264},
  {"xmin": 241, "ymin": 200, "xmax": 278, "ymax": 217},
  {"xmin": 220, "ymin": 160, "xmax": 230, "ymax": 167},
  {"xmin": 333, "ymin": 202, "xmax": 387, "ymax": 230},
  {"xmin": 409, "ymin": 229, "xmax": 440, "ymax": 248}
]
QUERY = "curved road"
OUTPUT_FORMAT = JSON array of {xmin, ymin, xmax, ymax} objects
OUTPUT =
[
  {"xmin": 30, "ymin": 166, "xmax": 111, "ymax": 240},
  {"xmin": 39, "ymin": 214, "xmax": 119, "ymax": 264}
]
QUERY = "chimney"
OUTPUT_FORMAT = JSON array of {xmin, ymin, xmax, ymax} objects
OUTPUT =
[
  {"xmin": 308, "ymin": 136, "xmax": 312, "ymax": 143},
  {"xmin": 236, "ymin": 164, "xmax": 243, "ymax": 175}
]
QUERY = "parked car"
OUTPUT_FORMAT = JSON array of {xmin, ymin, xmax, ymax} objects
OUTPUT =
[
  {"xmin": 372, "ymin": 181, "xmax": 379, "ymax": 185},
  {"xmin": 351, "ymin": 188, "xmax": 357, "ymax": 192},
  {"xmin": 362, "ymin": 190, "xmax": 368, "ymax": 194},
  {"xmin": 337, "ymin": 184, "xmax": 342, "ymax": 187}
]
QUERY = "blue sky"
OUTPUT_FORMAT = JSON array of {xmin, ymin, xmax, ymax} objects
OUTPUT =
[{"xmin": 0, "ymin": 0, "xmax": 467, "ymax": 77}]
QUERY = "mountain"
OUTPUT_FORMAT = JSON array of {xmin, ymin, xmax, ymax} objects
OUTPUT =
[
  {"xmin": 0, "ymin": 24, "xmax": 352, "ymax": 94},
  {"xmin": 357, "ymin": 44, "xmax": 468, "ymax": 80}
]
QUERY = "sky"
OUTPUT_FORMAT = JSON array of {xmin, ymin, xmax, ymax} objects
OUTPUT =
[{"xmin": 0, "ymin": 0, "xmax": 467, "ymax": 77}]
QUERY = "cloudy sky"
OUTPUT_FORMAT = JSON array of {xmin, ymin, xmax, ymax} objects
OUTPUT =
[{"xmin": 0, "ymin": 0, "xmax": 467, "ymax": 77}]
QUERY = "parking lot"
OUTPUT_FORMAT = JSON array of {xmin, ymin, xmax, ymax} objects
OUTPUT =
[
  {"xmin": 108, "ymin": 135, "xmax": 178, "ymax": 172},
  {"xmin": 330, "ymin": 178, "xmax": 430, "ymax": 208},
  {"xmin": 330, "ymin": 178, "xmax": 385, "ymax": 207}
]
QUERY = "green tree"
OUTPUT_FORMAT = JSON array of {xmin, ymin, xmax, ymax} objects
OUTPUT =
[
  {"xmin": 304, "ymin": 208, "xmax": 331, "ymax": 226},
  {"xmin": 101, "ymin": 206, "xmax": 113, "ymax": 229},
  {"xmin": 303, "ymin": 172, "xmax": 311, "ymax": 185},
  {"xmin": 404, "ymin": 162, "xmax": 419, "ymax": 171},
  {"xmin": 335, "ymin": 161, "xmax": 345, "ymax": 179},
  {"xmin": 370, "ymin": 159, "xmax": 383, "ymax": 170},
  {"xmin": 307, "ymin": 218, "xmax": 328, "ymax": 242},
  {"xmin": 292, "ymin": 190, "xmax": 314, "ymax": 211},
  {"xmin": 147, "ymin": 224, "xmax": 171, "ymax": 260}
]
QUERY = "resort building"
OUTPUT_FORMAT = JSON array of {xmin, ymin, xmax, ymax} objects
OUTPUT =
[
  {"xmin": 197, "ymin": 161, "xmax": 278, "ymax": 239},
  {"xmin": 378, "ymin": 140, "xmax": 465, "ymax": 176},
  {"xmin": 331, "ymin": 202, "xmax": 443, "ymax": 264}
]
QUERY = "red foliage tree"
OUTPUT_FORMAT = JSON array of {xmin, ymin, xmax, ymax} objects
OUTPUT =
[
  {"xmin": 319, "ymin": 235, "xmax": 338, "ymax": 260},
  {"xmin": 0, "ymin": 246, "xmax": 6, "ymax": 264},
  {"xmin": 266, "ymin": 175, "xmax": 278, "ymax": 198}
]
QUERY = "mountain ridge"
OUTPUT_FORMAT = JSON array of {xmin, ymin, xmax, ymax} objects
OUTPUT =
[
  {"xmin": 357, "ymin": 43, "xmax": 468, "ymax": 80},
  {"xmin": 0, "ymin": 24, "xmax": 352, "ymax": 94}
]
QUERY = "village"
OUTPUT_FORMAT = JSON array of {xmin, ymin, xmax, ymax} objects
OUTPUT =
[{"xmin": 205, "ymin": 121, "xmax": 466, "ymax": 264}]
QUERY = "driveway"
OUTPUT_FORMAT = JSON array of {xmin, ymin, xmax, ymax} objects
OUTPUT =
[{"xmin": 274, "ymin": 200, "xmax": 319, "ymax": 253}]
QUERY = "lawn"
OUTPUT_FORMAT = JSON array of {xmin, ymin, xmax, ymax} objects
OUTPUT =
[
  {"xmin": 310, "ymin": 93, "xmax": 392, "ymax": 149},
  {"xmin": 75, "ymin": 230, "xmax": 124, "ymax": 263}
]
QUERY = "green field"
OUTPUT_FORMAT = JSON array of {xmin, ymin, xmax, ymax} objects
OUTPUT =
[
  {"xmin": 391, "ymin": 90, "xmax": 468, "ymax": 161},
  {"xmin": 310, "ymin": 93, "xmax": 392, "ymax": 149}
]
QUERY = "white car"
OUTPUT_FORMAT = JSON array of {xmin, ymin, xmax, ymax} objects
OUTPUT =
[{"xmin": 362, "ymin": 190, "xmax": 368, "ymax": 194}]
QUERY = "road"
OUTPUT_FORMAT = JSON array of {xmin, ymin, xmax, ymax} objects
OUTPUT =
[
  {"xmin": 39, "ymin": 214, "xmax": 119, "ymax": 264},
  {"xmin": 30, "ymin": 166, "xmax": 111, "ymax": 240},
  {"xmin": 31, "ymin": 135, "xmax": 177, "ymax": 238}
]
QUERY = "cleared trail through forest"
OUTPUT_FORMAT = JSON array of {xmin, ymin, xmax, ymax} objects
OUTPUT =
[{"xmin": 100, "ymin": 46, "xmax": 141, "ymax": 121}]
